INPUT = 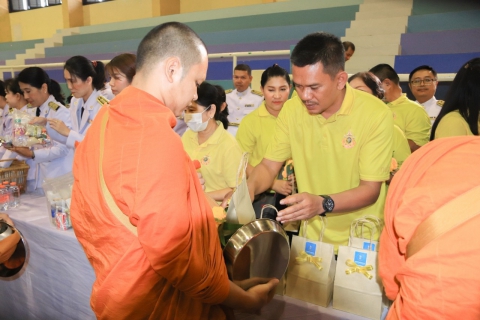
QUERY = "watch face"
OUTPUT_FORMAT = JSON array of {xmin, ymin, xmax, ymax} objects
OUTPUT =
[{"xmin": 324, "ymin": 197, "xmax": 334, "ymax": 212}]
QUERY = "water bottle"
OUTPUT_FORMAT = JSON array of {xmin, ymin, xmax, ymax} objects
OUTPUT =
[
  {"xmin": 3, "ymin": 181, "xmax": 14, "ymax": 209},
  {"xmin": 9, "ymin": 182, "xmax": 20, "ymax": 208},
  {"xmin": 0, "ymin": 186, "xmax": 9, "ymax": 210}
]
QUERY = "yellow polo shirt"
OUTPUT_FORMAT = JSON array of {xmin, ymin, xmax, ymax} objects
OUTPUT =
[
  {"xmin": 265, "ymin": 84, "xmax": 393, "ymax": 250},
  {"xmin": 182, "ymin": 121, "xmax": 243, "ymax": 193},
  {"xmin": 435, "ymin": 110, "xmax": 476, "ymax": 139},
  {"xmin": 393, "ymin": 124, "xmax": 411, "ymax": 168},
  {"xmin": 387, "ymin": 94, "xmax": 431, "ymax": 146},
  {"xmin": 236, "ymin": 102, "xmax": 277, "ymax": 167}
]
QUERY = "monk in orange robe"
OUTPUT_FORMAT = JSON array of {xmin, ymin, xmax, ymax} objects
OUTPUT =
[
  {"xmin": 379, "ymin": 136, "xmax": 480, "ymax": 320},
  {"xmin": 71, "ymin": 22, "xmax": 277, "ymax": 320}
]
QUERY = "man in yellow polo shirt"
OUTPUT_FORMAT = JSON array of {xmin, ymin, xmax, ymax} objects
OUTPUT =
[
  {"xmin": 247, "ymin": 32, "xmax": 393, "ymax": 250},
  {"xmin": 370, "ymin": 64, "xmax": 431, "ymax": 152}
]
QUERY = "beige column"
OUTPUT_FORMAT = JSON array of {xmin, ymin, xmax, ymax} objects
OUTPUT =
[
  {"xmin": 157, "ymin": 0, "xmax": 180, "ymax": 16},
  {"xmin": 0, "ymin": 0, "xmax": 12, "ymax": 42},
  {"xmin": 62, "ymin": 0, "xmax": 84, "ymax": 29}
]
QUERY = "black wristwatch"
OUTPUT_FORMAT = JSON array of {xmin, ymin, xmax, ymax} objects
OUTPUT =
[{"xmin": 319, "ymin": 195, "xmax": 334, "ymax": 217}]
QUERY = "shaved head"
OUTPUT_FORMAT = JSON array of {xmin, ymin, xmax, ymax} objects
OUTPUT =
[{"xmin": 136, "ymin": 22, "xmax": 206, "ymax": 78}]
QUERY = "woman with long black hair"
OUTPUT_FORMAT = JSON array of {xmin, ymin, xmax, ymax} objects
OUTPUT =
[{"xmin": 431, "ymin": 57, "xmax": 480, "ymax": 140}]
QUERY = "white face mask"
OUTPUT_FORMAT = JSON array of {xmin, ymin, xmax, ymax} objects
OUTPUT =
[{"xmin": 184, "ymin": 106, "xmax": 211, "ymax": 132}]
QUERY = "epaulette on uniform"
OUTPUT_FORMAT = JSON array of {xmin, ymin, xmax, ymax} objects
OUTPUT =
[
  {"xmin": 27, "ymin": 103, "xmax": 34, "ymax": 108},
  {"xmin": 48, "ymin": 101, "xmax": 60, "ymax": 111},
  {"xmin": 97, "ymin": 96, "xmax": 110, "ymax": 106},
  {"xmin": 436, "ymin": 100, "xmax": 444, "ymax": 107},
  {"xmin": 251, "ymin": 89, "xmax": 263, "ymax": 97},
  {"xmin": 225, "ymin": 89, "xmax": 233, "ymax": 94}
]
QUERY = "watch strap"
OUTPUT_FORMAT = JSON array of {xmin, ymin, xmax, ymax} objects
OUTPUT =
[{"xmin": 319, "ymin": 195, "xmax": 333, "ymax": 216}]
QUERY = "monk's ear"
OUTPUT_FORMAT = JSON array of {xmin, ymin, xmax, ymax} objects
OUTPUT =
[{"xmin": 165, "ymin": 57, "xmax": 182, "ymax": 84}]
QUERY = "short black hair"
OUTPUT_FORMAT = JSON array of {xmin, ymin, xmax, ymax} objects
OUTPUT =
[
  {"xmin": 291, "ymin": 32, "xmax": 345, "ymax": 78},
  {"xmin": 0, "ymin": 80, "xmax": 5, "ymax": 98},
  {"xmin": 234, "ymin": 64, "xmax": 252, "ymax": 76},
  {"xmin": 369, "ymin": 64, "xmax": 400, "ymax": 85},
  {"xmin": 136, "ymin": 22, "xmax": 206, "ymax": 78},
  {"xmin": 343, "ymin": 41, "xmax": 355, "ymax": 51},
  {"xmin": 4, "ymin": 78, "xmax": 23, "ymax": 95},
  {"xmin": 260, "ymin": 64, "xmax": 290, "ymax": 87},
  {"xmin": 409, "ymin": 65, "xmax": 438, "ymax": 82}
]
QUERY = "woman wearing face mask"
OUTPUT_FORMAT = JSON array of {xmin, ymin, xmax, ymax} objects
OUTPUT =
[
  {"xmin": 348, "ymin": 72, "xmax": 411, "ymax": 172},
  {"xmin": 12, "ymin": 67, "xmax": 74, "ymax": 193},
  {"xmin": 182, "ymin": 82, "xmax": 243, "ymax": 202},
  {"xmin": 236, "ymin": 64, "xmax": 293, "ymax": 216},
  {"xmin": 106, "ymin": 53, "xmax": 136, "ymax": 96}
]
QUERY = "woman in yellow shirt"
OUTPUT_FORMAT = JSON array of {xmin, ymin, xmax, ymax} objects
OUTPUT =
[
  {"xmin": 236, "ymin": 64, "xmax": 293, "ymax": 217},
  {"xmin": 349, "ymin": 72, "xmax": 411, "ymax": 170},
  {"xmin": 431, "ymin": 57, "xmax": 480, "ymax": 140},
  {"xmin": 182, "ymin": 82, "xmax": 243, "ymax": 202}
]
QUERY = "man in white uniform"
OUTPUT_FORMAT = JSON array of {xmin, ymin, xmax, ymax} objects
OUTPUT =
[
  {"xmin": 225, "ymin": 64, "xmax": 263, "ymax": 136},
  {"xmin": 408, "ymin": 65, "xmax": 443, "ymax": 124}
]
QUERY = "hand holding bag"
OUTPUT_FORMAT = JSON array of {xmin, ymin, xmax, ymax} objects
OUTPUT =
[
  {"xmin": 226, "ymin": 152, "xmax": 255, "ymax": 224},
  {"xmin": 285, "ymin": 217, "xmax": 336, "ymax": 307}
]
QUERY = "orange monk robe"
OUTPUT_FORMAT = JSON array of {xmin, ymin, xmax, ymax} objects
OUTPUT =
[
  {"xmin": 379, "ymin": 136, "xmax": 480, "ymax": 320},
  {"xmin": 71, "ymin": 86, "xmax": 230, "ymax": 320}
]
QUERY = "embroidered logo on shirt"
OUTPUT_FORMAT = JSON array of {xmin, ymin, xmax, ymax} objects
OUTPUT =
[
  {"xmin": 245, "ymin": 104, "xmax": 254, "ymax": 108},
  {"xmin": 201, "ymin": 155, "xmax": 210, "ymax": 166},
  {"xmin": 342, "ymin": 130, "xmax": 356, "ymax": 149}
]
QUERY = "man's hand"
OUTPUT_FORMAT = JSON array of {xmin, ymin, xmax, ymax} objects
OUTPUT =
[
  {"xmin": 197, "ymin": 172, "xmax": 205, "ymax": 190},
  {"xmin": 271, "ymin": 179, "xmax": 293, "ymax": 196},
  {"xmin": 242, "ymin": 278, "xmax": 278, "ymax": 313},
  {"xmin": 277, "ymin": 193, "xmax": 323, "ymax": 223},
  {"xmin": 0, "ymin": 213, "xmax": 14, "ymax": 226},
  {"xmin": 220, "ymin": 189, "xmax": 234, "ymax": 209}
]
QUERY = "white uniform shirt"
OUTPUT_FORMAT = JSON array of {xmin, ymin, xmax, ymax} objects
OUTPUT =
[
  {"xmin": 99, "ymin": 85, "xmax": 115, "ymax": 100},
  {"xmin": 66, "ymin": 89, "xmax": 105, "ymax": 148},
  {"xmin": 226, "ymin": 88, "xmax": 263, "ymax": 136},
  {"xmin": 417, "ymin": 96, "xmax": 443, "ymax": 124},
  {"xmin": 29, "ymin": 95, "xmax": 74, "ymax": 190},
  {"xmin": 0, "ymin": 104, "xmax": 9, "ymax": 137}
]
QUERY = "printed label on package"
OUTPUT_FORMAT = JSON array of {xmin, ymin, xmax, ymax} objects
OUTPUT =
[
  {"xmin": 363, "ymin": 241, "xmax": 376, "ymax": 251},
  {"xmin": 305, "ymin": 241, "xmax": 317, "ymax": 256},
  {"xmin": 354, "ymin": 251, "xmax": 367, "ymax": 266}
]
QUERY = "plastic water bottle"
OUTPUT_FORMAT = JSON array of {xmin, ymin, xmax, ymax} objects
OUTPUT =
[
  {"xmin": 0, "ymin": 185, "xmax": 9, "ymax": 210},
  {"xmin": 3, "ymin": 181, "xmax": 14, "ymax": 208},
  {"xmin": 9, "ymin": 182, "xmax": 20, "ymax": 208}
]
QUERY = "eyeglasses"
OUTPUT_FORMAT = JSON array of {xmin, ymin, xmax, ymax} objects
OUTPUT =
[{"xmin": 410, "ymin": 78, "xmax": 436, "ymax": 86}]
